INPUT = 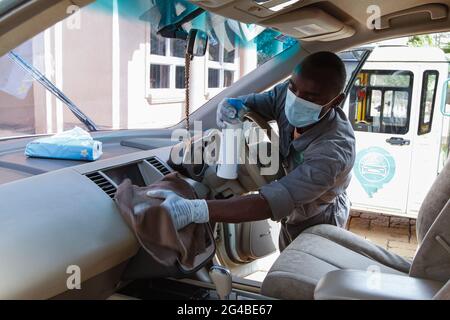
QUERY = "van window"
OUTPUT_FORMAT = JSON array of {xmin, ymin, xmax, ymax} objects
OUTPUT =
[
  {"xmin": 418, "ymin": 70, "xmax": 439, "ymax": 135},
  {"xmin": 348, "ymin": 70, "xmax": 414, "ymax": 134},
  {"xmin": 438, "ymin": 79, "xmax": 450, "ymax": 172}
]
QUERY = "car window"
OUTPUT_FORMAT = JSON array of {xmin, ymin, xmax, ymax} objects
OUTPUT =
[
  {"xmin": 348, "ymin": 70, "xmax": 414, "ymax": 135},
  {"xmin": 0, "ymin": 0, "xmax": 296, "ymax": 140},
  {"xmin": 338, "ymin": 49, "xmax": 371, "ymax": 91},
  {"xmin": 418, "ymin": 70, "xmax": 439, "ymax": 135}
]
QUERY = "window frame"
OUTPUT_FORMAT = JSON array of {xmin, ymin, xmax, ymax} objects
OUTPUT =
[
  {"xmin": 175, "ymin": 65, "xmax": 186, "ymax": 89},
  {"xmin": 350, "ymin": 69, "xmax": 414, "ymax": 135},
  {"xmin": 205, "ymin": 40, "xmax": 239, "ymax": 97},
  {"xmin": 146, "ymin": 26, "xmax": 186, "ymax": 104},
  {"xmin": 223, "ymin": 69, "xmax": 235, "ymax": 88},
  {"xmin": 418, "ymin": 70, "xmax": 439, "ymax": 136},
  {"xmin": 149, "ymin": 64, "xmax": 171, "ymax": 89},
  {"xmin": 207, "ymin": 67, "xmax": 220, "ymax": 88}
]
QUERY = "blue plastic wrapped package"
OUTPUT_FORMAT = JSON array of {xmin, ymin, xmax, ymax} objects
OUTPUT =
[{"xmin": 25, "ymin": 127, "xmax": 103, "ymax": 161}]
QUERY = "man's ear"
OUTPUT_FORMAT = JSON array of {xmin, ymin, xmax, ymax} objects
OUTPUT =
[
  {"xmin": 320, "ymin": 93, "xmax": 346, "ymax": 117},
  {"xmin": 331, "ymin": 93, "xmax": 346, "ymax": 108}
]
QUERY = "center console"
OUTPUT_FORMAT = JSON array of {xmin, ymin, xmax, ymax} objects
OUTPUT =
[{"xmin": 84, "ymin": 156, "xmax": 216, "ymax": 280}]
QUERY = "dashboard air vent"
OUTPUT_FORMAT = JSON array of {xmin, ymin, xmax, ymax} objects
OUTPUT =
[
  {"xmin": 147, "ymin": 157, "xmax": 171, "ymax": 176},
  {"xmin": 86, "ymin": 172, "xmax": 117, "ymax": 199}
]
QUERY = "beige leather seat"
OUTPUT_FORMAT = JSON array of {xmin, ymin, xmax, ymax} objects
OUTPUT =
[{"xmin": 261, "ymin": 159, "xmax": 450, "ymax": 300}]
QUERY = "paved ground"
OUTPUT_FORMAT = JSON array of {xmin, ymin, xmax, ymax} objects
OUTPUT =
[{"xmin": 348, "ymin": 211, "xmax": 418, "ymax": 260}]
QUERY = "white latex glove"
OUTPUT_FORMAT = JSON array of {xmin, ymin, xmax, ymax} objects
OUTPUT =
[
  {"xmin": 146, "ymin": 189, "xmax": 209, "ymax": 231},
  {"xmin": 216, "ymin": 98, "xmax": 249, "ymax": 129}
]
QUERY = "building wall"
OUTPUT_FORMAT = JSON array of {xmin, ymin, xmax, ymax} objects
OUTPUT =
[
  {"xmin": 0, "ymin": 41, "xmax": 36, "ymax": 137},
  {"xmin": 0, "ymin": 87, "xmax": 35, "ymax": 136},
  {"xmin": 60, "ymin": 8, "xmax": 115, "ymax": 130}
]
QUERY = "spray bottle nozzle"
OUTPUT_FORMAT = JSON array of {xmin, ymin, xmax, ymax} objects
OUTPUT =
[{"xmin": 227, "ymin": 98, "xmax": 244, "ymax": 110}]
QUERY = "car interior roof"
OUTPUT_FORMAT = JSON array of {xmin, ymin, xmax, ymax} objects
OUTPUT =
[
  {"xmin": 1, "ymin": 0, "xmax": 450, "ymax": 57},
  {"xmin": 193, "ymin": 0, "xmax": 450, "ymax": 52}
]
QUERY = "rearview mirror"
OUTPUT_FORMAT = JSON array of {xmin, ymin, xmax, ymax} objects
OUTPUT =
[{"xmin": 186, "ymin": 29, "xmax": 208, "ymax": 57}]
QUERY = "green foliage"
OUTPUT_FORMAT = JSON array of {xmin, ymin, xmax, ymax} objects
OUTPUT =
[
  {"xmin": 407, "ymin": 33, "xmax": 450, "ymax": 53},
  {"xmin": 256, "ymin": 29, "xmax": 283, "ymax": 66},
  {"xmin": 255, "ymin": 29, "xmax": 296, "ymax": 66},
  {"xmin": 407, "ymin": 35, "xmax": 434, "ymax": 47}
]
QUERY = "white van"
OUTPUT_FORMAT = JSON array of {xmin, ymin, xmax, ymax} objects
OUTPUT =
[{"xmin": 343, "ymin": 45, "xmax": 450, "ymax": 218}]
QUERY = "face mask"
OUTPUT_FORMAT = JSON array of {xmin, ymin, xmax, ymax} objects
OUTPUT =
[{"xmin": 284, "ymin": 88, "xmax": 334, "ymax": 128}]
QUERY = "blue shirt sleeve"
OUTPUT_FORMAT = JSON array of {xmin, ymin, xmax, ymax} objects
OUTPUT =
[{"xmin": 237, "ymin": 82, "xmax": 288, "ymax": 121}]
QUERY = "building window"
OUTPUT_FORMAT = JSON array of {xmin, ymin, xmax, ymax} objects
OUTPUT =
[
  {"xmin": 208, "ymin": 68, "xmax": 220, "ymax": 88},
  {"xmin": 223, "ymin": 48, "xmax": 235, "ymax": 63},
  {"xmin": 150, "ymin": 64, "xmax": 170, "ymax": 88},
  {"xmin": 209, "ymin": 42, "xmax": 220, "ymax": 62},
  {"xmin": 224, "ymin": 70, "xmax": 234, "ymax": 87},
  {"xmin": 206, "ymin": 39, "xmax": 238, "ymax": 90},
  {"xmin": 175, "ymin": 66, "xmax": 185, "ymax": 89},
  {"xmin": 148, "ymin": 27, "xmax": 186, "ymax": 93},
  {"xmin": 348, "ymin": 70, "xmax": 414, "ymax": 135},
  {"xmin": 150, "ymin": 28, "xmax": 166, "ymax": 56},
  {"xmin": 418, "ymin": 70, "xmax": 439, "ymax": 135},
  {"xmin": 171, "ymin": 38, "xmax": 185, "ymax": 58}
]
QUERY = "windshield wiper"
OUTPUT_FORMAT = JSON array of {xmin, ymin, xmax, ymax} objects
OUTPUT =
[{"xmin": 8, "ymin": 51, "xmax": 98, "ymax": 132}]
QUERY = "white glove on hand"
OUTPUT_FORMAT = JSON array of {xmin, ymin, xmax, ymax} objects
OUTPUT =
[
  {"xmin": 146, "ymin": 190, "xmax": 209, "ymax": 231},
  {"xmin": 216, "ymin": 98, "xmax": 249, "ymax": 129}
]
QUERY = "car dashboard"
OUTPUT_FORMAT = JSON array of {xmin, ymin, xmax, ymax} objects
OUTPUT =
[{"xmin": 0, "ymin": 135, "xmax": 214, "ymax": 299}]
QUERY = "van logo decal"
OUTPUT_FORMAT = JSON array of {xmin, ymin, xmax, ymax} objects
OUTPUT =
[{"xmin": 354, "ymin": 147, "xmax": 396, "ymax": 197}]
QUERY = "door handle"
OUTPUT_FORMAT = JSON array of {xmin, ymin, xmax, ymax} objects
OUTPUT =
[
  {"xmin": 377, "ymin": 4, "xmax": 448, "ymax": 30},
  {"xmin": 386, "ymin": 137, "xmax": 410, "ymax": 146}
]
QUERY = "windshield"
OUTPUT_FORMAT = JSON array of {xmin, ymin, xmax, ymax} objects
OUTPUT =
[
  {"xmin": 0, "ymin": 0, "xmax": 29, "ymax": 16},
  {"xmin": 0, "ymin": 0, "xmax": 297, "ymax": 139}
]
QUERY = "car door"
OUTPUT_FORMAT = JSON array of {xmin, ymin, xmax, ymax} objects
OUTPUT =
[
  {"xmin": 344, "ymin": 64, "xmax": 416, "ymax": 216},
  {"xmin": 439, "ymin": 76, "xmax": 450, "ymax": 171},
  {"xmin": 406, "ymin": 67, "xmax": 447, "ymax": 216}
]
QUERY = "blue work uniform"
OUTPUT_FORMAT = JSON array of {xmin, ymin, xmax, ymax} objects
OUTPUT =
[{"xmin": 238, "ymin": 81, "xmax": 356, "ymax": 250}]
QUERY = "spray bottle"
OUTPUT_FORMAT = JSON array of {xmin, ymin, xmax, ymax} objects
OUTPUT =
[{"xmin": 216, "ymin": 98, "xmax": 246, "ymax": 180}]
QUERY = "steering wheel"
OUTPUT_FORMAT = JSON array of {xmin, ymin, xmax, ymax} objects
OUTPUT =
[
  {"xmin": 168, "ymin": 111, "xmax": 284, "ymax": 192},
  {"xmin": 237, "ymin": 111, "xmax": 285, "ymax": 191}
]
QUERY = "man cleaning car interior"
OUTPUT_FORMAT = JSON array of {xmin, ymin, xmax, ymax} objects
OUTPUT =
[{"xmin": 148, "ymin": 51, "xmax": 355, "ymax": 251}]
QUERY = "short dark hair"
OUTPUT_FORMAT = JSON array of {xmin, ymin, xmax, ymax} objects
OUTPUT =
[{"xmin": 295, "ymin": 51, "xmax": 347, "ymax": 94}]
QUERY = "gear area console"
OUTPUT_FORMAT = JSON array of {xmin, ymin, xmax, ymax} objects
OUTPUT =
[
  {"xmin": 87, "ymin": 156, "xmax": 216, "ymax": 281},
  {"xmin": 116, "ymin": 277, "xmax": 270, "ymax": 300}
]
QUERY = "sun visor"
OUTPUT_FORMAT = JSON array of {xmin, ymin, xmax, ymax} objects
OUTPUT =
[{"xmin": 264, "ymin": 7, "xmax": 355, "ymax": 41}]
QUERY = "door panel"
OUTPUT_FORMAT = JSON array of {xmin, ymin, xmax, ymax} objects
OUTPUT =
[
  {"xmin": 438, "ymin": 77, "xmax": 450, "ymax": 172},
  {"xmin": 407, "ymin": 68, "xmax": 447, "ymax": 216},
  {"xmin": 223, "ymin": 220, "xmax": 277, "ymax": 263},
  {"xmin": 346, "ymin": 69, "xmax": 415, "ymax": 215}
]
